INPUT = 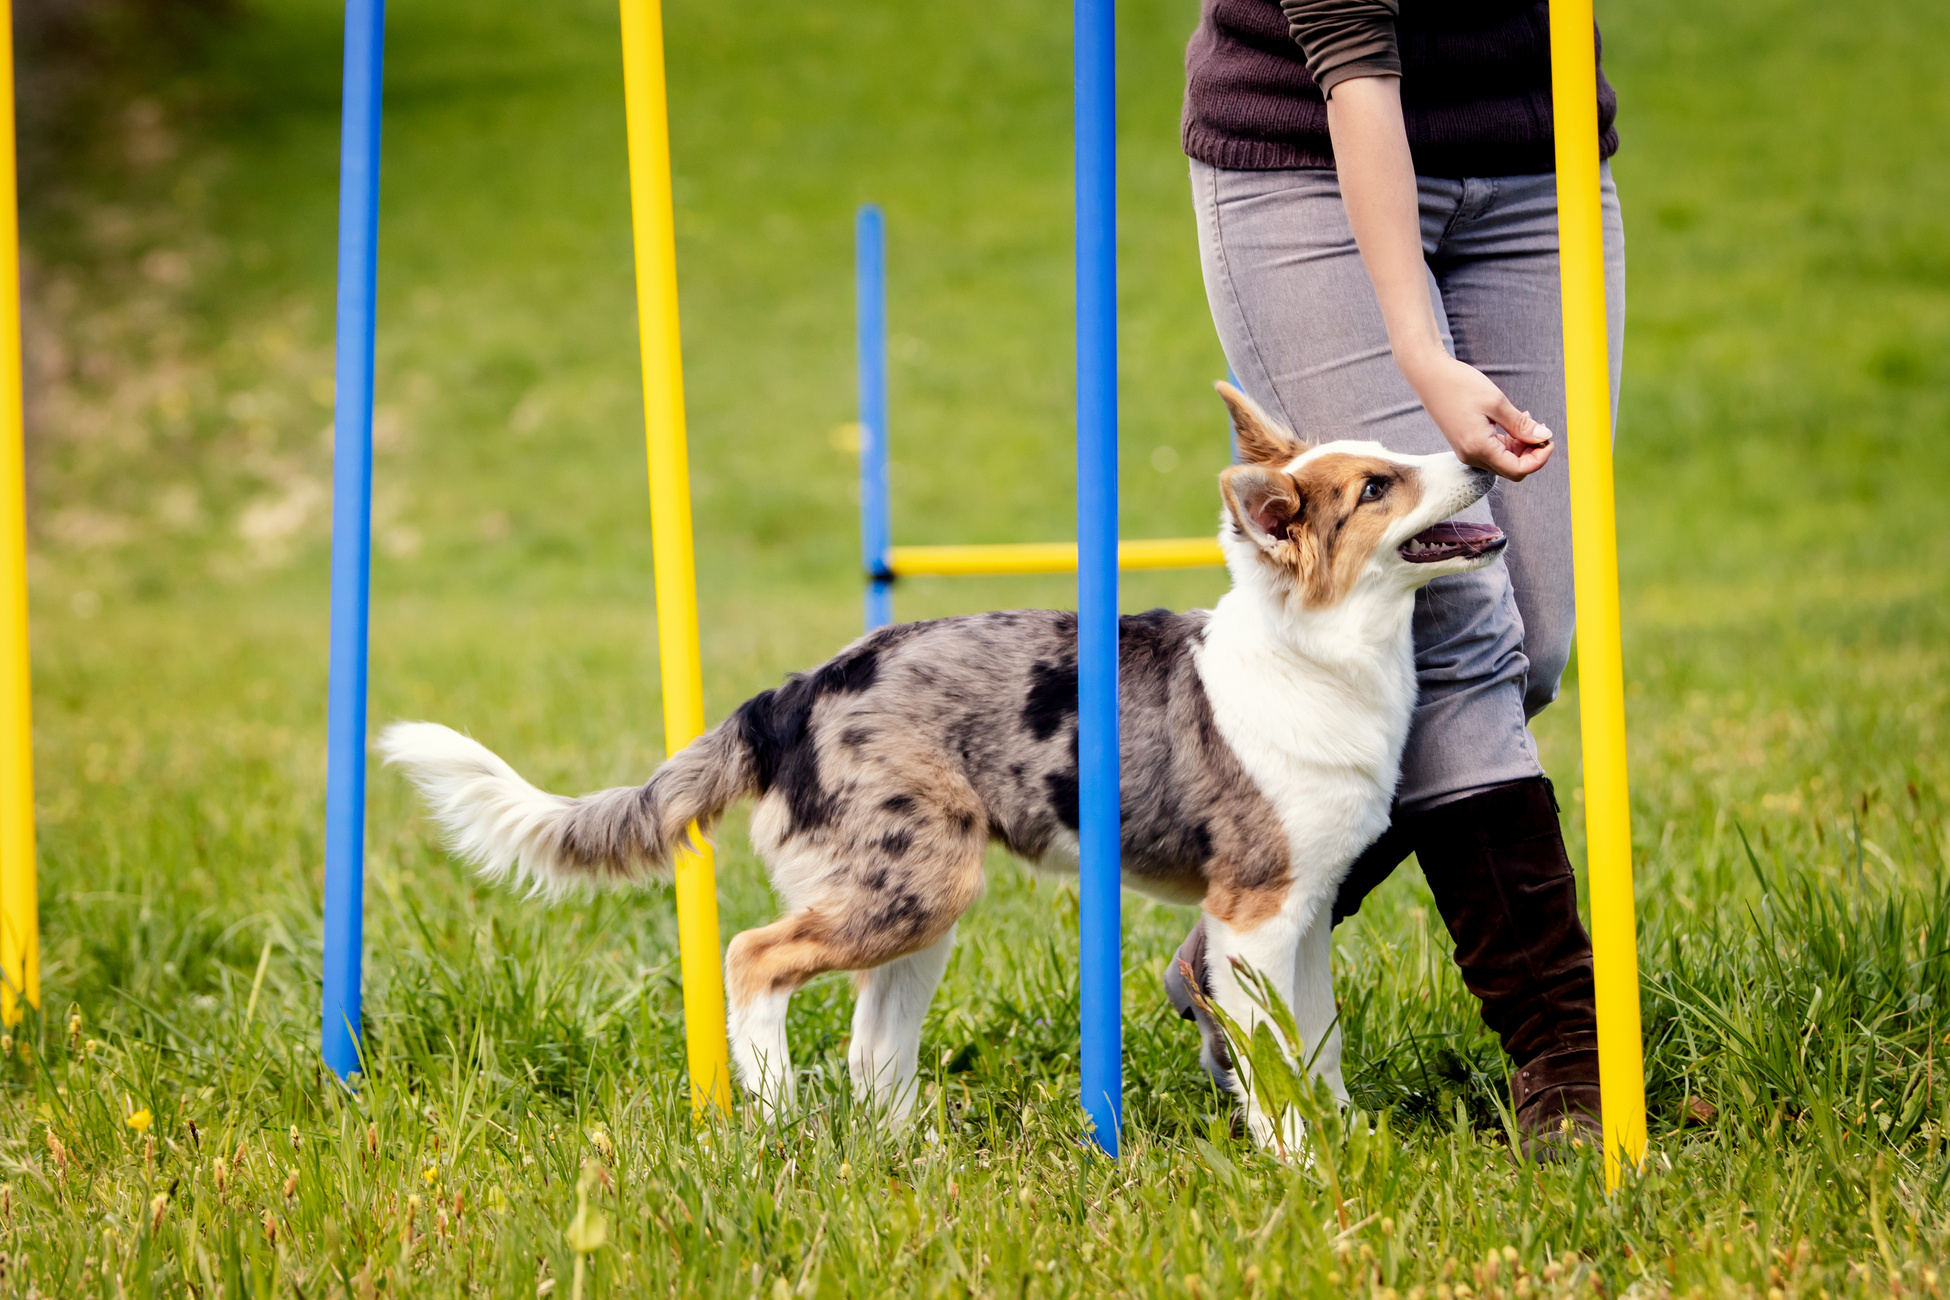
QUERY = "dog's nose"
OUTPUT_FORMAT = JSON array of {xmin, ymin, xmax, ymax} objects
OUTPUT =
[{"xmin": 1468, "ymin": 466, "xmax": 1497, "ymax": 498}]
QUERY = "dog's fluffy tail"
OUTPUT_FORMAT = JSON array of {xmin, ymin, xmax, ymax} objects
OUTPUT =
[{"xmin": 377, "ymin": 720, "xmax": 755, "ymax": 897}]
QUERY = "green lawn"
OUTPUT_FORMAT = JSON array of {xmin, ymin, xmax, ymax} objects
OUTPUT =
[{"xmin": 5, "ymin": 0, "xmax": 1949, "ymax": 1294}]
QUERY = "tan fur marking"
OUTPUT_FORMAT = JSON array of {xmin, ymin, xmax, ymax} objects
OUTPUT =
[
  {"xmin": 729, "ymin": 908, "xmax": 962, "ymax": 1006},
  {"xmin": 1292, "ymin": 453, "xmax": 1424, "ymax": 606},
  {"xmin": 1202, "ymin": 875, "xmax": 1291, "ymax": 931},
  {"xmin": 725, "ymin": 914, "xmax": 849, "ymax": 1006}
]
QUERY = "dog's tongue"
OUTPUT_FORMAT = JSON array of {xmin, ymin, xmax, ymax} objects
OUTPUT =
[
  {"xmin": 1400, "ymin": 520, "xmax": 1506, "ymax": 562},
  {"xmin": 1415, "ymin": 522, "xmax": 1502, "ymax": 547}
]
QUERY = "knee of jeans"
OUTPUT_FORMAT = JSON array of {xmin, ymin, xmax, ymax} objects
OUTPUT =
[
  {"xmin": 1521, "ymin": 634, "xmax": 1572, "ymax": 720},
  {"xmin": 1522, "ymin": 674, "xmax": 1561, "ymax": 721}
]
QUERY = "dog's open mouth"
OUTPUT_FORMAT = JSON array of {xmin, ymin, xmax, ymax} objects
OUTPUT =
[{"xmin": 1399, "ymin": 521, "xmax": 1507, "ymax": 563}]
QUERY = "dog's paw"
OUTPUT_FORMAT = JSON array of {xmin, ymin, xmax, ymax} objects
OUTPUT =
[{"xmin": 1244, "ymin": 1102, "xmax": 1309, "ymax": 1160}]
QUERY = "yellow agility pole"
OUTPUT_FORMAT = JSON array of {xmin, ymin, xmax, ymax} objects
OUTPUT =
[
  {"xmin": 619, "ymin": 0, "xmax": 731, "ymax": 1117},
  {"xmin": 889, "ymin": 536, "xmax": 1222, "ymax": 579},
  {"xmin": 1548, "ymin": 0, "xmax": 1646, "ymax": 1186},
  {"xmin": 0, "ymin": 0, "xmax": 37, "ymax": 1028}
]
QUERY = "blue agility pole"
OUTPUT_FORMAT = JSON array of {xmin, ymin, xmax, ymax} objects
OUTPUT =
[
  {"xmin": 321, "ymin": 0, "xmax": 385, "ymax": 1081},
  {"xmin": 1074, "ymin": 0, "xmax": 1121, "ymax": 1155},
  {"xmin": 857, "ymin": 205, "xmax": 893, "ymax": 631}
]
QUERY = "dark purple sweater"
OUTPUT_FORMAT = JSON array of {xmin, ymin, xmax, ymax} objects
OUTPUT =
[{"xmin": 1183, "ymin": 0, "xmax": 1619, "ymax": 177}]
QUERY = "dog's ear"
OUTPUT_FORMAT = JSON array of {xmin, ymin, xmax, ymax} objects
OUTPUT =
[
  {"xmin": 1217, "ymin": 381, "xmax": 1308, "ymax": 467},
  {"xmin": 1220, "ymin": 464, "xmax": 1303, "ymax": 551}
]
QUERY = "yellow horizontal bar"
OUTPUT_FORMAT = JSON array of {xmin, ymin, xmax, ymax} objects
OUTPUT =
[{"xmin": 887, "ymin": 537, "xmax": 1222, "ymax": 578}]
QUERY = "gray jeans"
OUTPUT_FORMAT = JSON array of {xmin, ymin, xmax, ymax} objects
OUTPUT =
[{"xmin": 1191, "ymin": 160, "xmax": 1626, "ymax": 811}]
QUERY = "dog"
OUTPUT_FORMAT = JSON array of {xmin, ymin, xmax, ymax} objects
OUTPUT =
[{"xmin": 379, "ymin": 383, "xmax": 1508, "ymax": 1149}]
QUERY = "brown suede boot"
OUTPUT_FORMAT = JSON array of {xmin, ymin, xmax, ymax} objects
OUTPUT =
[{"xmin": 1414, "ymin": 777, "xmax": 1603, "ymax": 1160}]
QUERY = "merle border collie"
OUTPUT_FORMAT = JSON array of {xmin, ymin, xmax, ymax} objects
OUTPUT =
[{"xmin": 380, "ymin": 384, "xmax": 1508, "ymax": 1149}]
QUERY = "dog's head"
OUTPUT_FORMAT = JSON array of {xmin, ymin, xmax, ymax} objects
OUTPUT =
[{"xmin": 1214, "ymin": 382, "xmax": 1506, "ymax": 610}]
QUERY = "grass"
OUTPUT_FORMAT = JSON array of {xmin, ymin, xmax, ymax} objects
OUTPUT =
[{"xmin": 4, "ymin": 0, "xmax": 1949, "ymax": 1293}]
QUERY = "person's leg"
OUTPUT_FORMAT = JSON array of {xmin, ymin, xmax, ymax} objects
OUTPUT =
[
  {"xmin": 1177, "ymin": 161, "xmax": 1623, "ymax": 1153},
  {"xmin": 1189, "ymin": 160, "xmax": 1546, "ymax": 813},
  {"xmin": 1431, "ymin": 166, "xmax": 1626, "ymax": 719},
  {"xmin": 1382, "ymin": 167, "xmax": 1627, "ymax": 1154}
]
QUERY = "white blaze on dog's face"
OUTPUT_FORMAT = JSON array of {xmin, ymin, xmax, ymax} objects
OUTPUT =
[{"xmin": 1214, "ymin": 382, "xmax": 1507, "ymax": 608}]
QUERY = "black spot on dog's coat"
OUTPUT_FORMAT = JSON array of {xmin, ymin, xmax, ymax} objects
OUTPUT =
[
  {"xmin": 1022, "ymin": 657, "xmax": 1078, "ymax": 741},
  {"xmin": 1046, "ymin": 768, "xmax": 1080, "ymax": 830},
  {"xmin": 1190, "ymin": 821, "xmax": 1214, "ymax": 863},
  {"xmin": 871, "ymin": 888, "xmax": 930, "ymax": 941},
  {"xmin": 730, "ymin": 634, "xmax": 893, "ymax": 836},
  {"xmin": 879, "ymin": 830, "xmax": 913, "ymax": 859},
  {"xmin": 1043, "ymin": 722, "xmax": 1083, "ymax": 830},
  {"xmin": 881, "ymin": 794, "xmax": 916, "ymax": 815}
]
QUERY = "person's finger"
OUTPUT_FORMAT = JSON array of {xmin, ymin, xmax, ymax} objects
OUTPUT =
[
  {"xmin": 1505, "ymin": 440, "xmax": 1552, "ymax": 479},
  {"xmin": 1488, "ymin": 394, "xmax": 1543, "ymax": 445},
  {"xmin": 1459, "ymin": 434, "xmax": 1525, "ymax": 480},
  {"xmin": 1465, "ymin": 426, "xmax": 1553, "ymax": 482}
]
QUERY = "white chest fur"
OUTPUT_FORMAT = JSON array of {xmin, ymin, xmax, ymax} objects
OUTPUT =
[{"xmin": 1193, "ymin": 590, "xmax": 1418, "ymax": 908}]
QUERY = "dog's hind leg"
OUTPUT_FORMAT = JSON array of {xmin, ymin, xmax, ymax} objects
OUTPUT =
[
  {"xmin": 737, "ymin": 757, "xmax": 986, "ymax": 1127},
  {"xmin": 848, "ymin": 924, "xmax": 957, "ymax": 1126},
  {"xmin": 725, "ymin": 909, "xmax": 859, "ymax": 1124}
]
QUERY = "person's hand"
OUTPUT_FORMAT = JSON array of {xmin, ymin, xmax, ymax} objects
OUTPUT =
[{"xmin": 1400, "ymin": 350, "xmax": 1554, "ymax": 481}]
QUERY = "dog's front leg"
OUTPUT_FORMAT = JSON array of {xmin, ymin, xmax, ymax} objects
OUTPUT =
[
  {"xmin": 1204, "ymin": 894, "xmax": 1341, "ymax": 1155},
  {"xmin": 848, "ymin": 925, "xmax": 957, "ymax": 1127},
  {"xmin": 1287, "ymin": 901, "xmax": 1347, "ymax": 1103}
]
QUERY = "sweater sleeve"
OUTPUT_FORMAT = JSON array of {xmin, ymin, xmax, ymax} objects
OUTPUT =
[{"xmin": 1277, "ymin": 0, "xmax": 1402, "ymax": 94}]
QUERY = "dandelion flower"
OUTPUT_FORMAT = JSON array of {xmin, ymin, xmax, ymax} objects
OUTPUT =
[
  {"xmin": 423, "ymin": 1165, "xmax": 439, "ymax": 1185},
  {"xmin": 127, "ymin": 1108, "xmax": 154, "ymax": 1132}
]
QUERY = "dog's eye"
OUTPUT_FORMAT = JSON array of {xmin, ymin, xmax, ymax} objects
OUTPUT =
[{"xmin": 1360, "ymin": 478, "xmax": 1387, "ymax": 503}]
